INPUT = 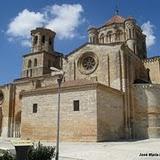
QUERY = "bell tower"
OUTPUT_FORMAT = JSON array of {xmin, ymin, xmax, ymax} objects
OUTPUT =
[
  {"xmin": 21, "ymin": 28, "xmax": 62, "ymax": 78},
  {"xmin": 31, "ymin": 28, "xmax": 56, "ymax": 53}
]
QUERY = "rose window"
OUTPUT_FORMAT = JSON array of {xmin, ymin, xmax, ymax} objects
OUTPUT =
[
  {"xmin": 82, "ymin": 56, "xmax": 96, "ymax": 70},
  {"xmin": 78, "ymin": 52, "xmax": 99, "ymax": 75}
]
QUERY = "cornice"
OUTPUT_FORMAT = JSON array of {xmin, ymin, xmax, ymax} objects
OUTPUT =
[
  {"xmin": 21, "ymin": 80, "xmax": 122, "ymax": 97},
  {"xmin": 143, "ymin": 56, "xmax": 160, "ymax": 63}
]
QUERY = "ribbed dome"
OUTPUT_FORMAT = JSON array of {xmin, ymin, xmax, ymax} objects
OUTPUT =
[{"xmin": 105, "ymin": 15, "xmax": 126, "ymax": 25}]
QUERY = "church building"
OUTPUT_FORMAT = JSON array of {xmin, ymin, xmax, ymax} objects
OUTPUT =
[{"xmin": 0, "ymin": 13, "xmax": 160, "ymax": 141}]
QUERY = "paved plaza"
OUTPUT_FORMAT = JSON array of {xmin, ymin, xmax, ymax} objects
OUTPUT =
[{"xmin": 0, "ymin": 138, "xmax": 160, "ymax": 160}]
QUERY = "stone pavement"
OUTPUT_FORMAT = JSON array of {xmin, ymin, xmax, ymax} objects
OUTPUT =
[{"xmin": 0, "ymin": 138, "xmax": 160, "ymax": 160}]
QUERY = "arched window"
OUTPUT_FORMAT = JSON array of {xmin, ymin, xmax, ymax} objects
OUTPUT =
[
  {"xmin": 42, "ymin": 35, "xmax": 45, "ymax": 43},
  {"xmin": 116, "ymin": 30, "xmax": 123, "ymax": 41},
  {"xmin": 133, "ymin": 29, "xmax": 135, "ymax": 38},
  {"xmin": 34, "ymin": 36, "xmax": 38, "ymax": 44},
  {"xmin": 129, "ymin": 29, "xmax": 132, "ymax": 39},
  {"xmin": 30, "ymin": 69, "xmax": 32, "ymax": 77},
  {"xmin": 49, "ymin": 38, "xmax": 52, "ymax": 45},
  {"xmin": 28, "ymin": 60, "xmax": 32, "ymax": 68},
  {"xmin": 107, "ymin": 31, "xmax": 112, "ymax": 43},
  {"xmin": 26, "ymin": 70, "xmax": 29, "ymax": 77},
  {"xmin": 34, "ymin": 58, "xmax": 37, "ymax": 67},
  {"xmin": 99, "ymin": 33, "xmax": 105, "ymax": 43},
  {"xmin": 93, "ymin": 37, "xmax": 96, "ymax": 44}
]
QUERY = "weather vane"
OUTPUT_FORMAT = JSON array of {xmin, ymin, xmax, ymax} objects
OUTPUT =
[{"xmin": 115, "ymin": 0, "xmax": 119, "ymax": 15}]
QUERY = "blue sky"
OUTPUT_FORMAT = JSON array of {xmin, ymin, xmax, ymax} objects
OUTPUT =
[{"xmin": 0, "ymin": 0, "xmax": 160, "ymax": 84}]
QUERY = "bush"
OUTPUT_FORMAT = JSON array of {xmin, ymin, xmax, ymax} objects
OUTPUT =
[
  {"xmin": 27, "ymin": 142, "xmax": 55, "ymax": 160},
  {"xmin": 0, "ymin": 150, "xmax": 15, "ymax": 160}
]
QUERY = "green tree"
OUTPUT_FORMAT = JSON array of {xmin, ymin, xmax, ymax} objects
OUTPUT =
[
  {"xmin": 27, "ymin": 142, "xmax": 55, "ymax": 160},
  {"xmin": 0, "ymin": 151, "xmax": 15, "ymax": 160}
]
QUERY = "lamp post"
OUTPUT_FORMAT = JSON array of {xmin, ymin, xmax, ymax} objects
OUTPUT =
[{"xmin": 50, "ymin": 67, "xmax": 65, "ymax": 160}]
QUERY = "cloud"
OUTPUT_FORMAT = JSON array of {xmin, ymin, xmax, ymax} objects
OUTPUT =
[
  {"xmin": 141, "ymin": 21, "xmax": 156, "ymax": 48},
  {"xmin": 7, "ymin": 9, "xmax": 45, "ymax": 38},
  {"xmin": 6, "ymin": 4, "xmax": 84, "ymax": 46},
  {"xmin": 45, "ymin": 4, "xmax": 84, "ymax": 39}
]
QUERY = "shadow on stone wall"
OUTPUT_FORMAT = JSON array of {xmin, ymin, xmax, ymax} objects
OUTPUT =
[{"xmin": 132, "ymin": 84, "xmax": 149, "ymax": 140}]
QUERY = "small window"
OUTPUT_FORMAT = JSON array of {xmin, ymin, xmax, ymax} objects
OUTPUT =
[
  {"xmin": 26, "ymin": 70, "xmax": 29, "ymax": 77},
  {"xmin": 34, "ymin": 36, "xmax": 38, "ymax": 44},
  {"xmin": 73, "ymin": 100, "xmax": 79, "ymax": 111},
  {"xmin": 33, "ymin": 104, "xmax": 38, "ymax": 113},
  {"xmin": 42, "ymin": 35, "xmax": 45, "ymax": 43},
  {"xmin": 129, "ymin": 29, "xmax": 132, "ymax": 38},
  {"xmin": 99, "ymin": 33, "xmax": 104, "ymax": 43},
  {"xmin": 49, "ymin": 38, "xmax": 52, "ymax": 45},
  {"xmin": 34, "ymin": 58, "xmax": 37, "ymax": 66},
  {"xmin": 30, "ymin": 69, "xmax": 32, "ymax": 77},
  {"xmin": 28, "ymin": 60, "xmax": 32, "ymax": 68}
]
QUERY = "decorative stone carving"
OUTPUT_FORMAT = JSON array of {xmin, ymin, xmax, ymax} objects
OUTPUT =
[{"xmin": 78, "ymin": 52, "xmax": 99, "ymax": 75}]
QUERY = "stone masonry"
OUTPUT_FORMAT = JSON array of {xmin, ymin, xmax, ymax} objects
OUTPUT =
[{"xmin": 0, "ymin": 13, "xmax": 160, "ymax": 142}]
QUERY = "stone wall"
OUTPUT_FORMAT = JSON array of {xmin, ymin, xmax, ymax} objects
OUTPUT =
[
  {"xmin": 132, "ymin": 84, "xmax": 160, "ymax": 139},
  {"xmin": 0, "ymin": 84, "xmax": 14, "ymax": 138},
  {"xmin": 97, "ymin": 85, "xmax": 124, "ymax": 141},
  {"xmin": 63, "ymin": 44, "xmax": 124, "ymax": 91},
  {"xmin": 22, "ymin": 52, "xmax": 44, "ymax": 78},
  {"xmin": 143, "ymin": 58, "xmax": 160, "ymax": 84},
  {"xmin": 64, "ymin": 44, "xmax": 148, "ymax": 93},
  {"xmin": 21, "ymin": 84, "xmax": 98, "ymax": 141},
  {"xmin": 13, "ymin": 80, "xmax": 35, "ymax": 137}
]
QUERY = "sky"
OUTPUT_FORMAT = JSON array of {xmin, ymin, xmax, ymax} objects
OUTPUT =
[{"xmin": 0, "ymin": 0, "xmax": 160, "ymax": 85}]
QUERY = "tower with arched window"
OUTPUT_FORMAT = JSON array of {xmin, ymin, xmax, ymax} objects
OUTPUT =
[
  {"xmin": 21, "ymin": 28, "xmax": 62, "ymax": 78},
  {"xmin": 87, "ymin": 14, "xmax": 147, "ymax": 59}
]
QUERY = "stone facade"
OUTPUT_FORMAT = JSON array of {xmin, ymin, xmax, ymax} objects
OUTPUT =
[
  {"xmin": 132, "ymin": 84, "xmax": 160, "ymax": 139},
  {"xmin": 20, "ymin": 81, "xmax": 123, "ymax": 141},
  {"xmin": 0, "ymin": 13, "xmax": 160, "ymax": 141}
]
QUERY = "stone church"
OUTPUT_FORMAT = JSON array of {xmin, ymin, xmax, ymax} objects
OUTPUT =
[{"xmin": 0, "ymin": 13, "xmax": 160, "ymax": 142}]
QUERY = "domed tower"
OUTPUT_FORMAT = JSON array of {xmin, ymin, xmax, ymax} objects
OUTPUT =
[
  {"xmin": 31, "ymin": 27, "xmax": 56, "ymax": 53},
  {"xmin": 21, "ymin": 27, "xmax": 62, "ymax": 78},
  {"xmin": 88, "ymin": 27, "xmax": 98, "ymax": 44},
  {"xmin": 125, "ymin": 17, "xmax": 137, "ymax": 54}
]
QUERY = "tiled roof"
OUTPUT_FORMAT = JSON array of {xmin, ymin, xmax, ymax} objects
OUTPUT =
[{"xmin": 105, "ymin": 15, "xmax": 126, "ymax": 25}]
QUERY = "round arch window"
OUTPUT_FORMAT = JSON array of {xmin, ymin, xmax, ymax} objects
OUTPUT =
[
  {"xmin": 0, "ymin": 90, "xmax": 4, "ymax": 105},
  {"xmin": 82, "ymin": 56, "xmax": 96, "ymax": 70},
  {"xmin": 78, "ymin": 52, "xmax": 98, "ymax": 75}
]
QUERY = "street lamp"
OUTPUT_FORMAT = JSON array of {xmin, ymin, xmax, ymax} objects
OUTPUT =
[{"xmin": 50, "ymin": 67, "xmax": 65, "ymax": 160}]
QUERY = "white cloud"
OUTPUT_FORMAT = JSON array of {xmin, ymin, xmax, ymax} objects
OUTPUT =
[
  {"xmin": 141, "ymin": 21, "xmax": 156, "ymax": 48},
  {"xmin": 7, "ymin": 9, "xmax": 45, "ymax": 38},
  {"xmin": 45, "ymin": 4, "xmax": 84, "ymax": 39},
  {"xmin": 6, "ymin": 4, "xmax": 84, "ymax": 46}
]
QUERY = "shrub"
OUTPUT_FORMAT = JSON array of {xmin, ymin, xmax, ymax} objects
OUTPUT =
[
  {"xmin": 0, "ymin": 150, "xmax": 15, "ymax": 160},
  {"xmin": 27, "ymin": 142, "xmax": 55, "ymax": 160}
]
